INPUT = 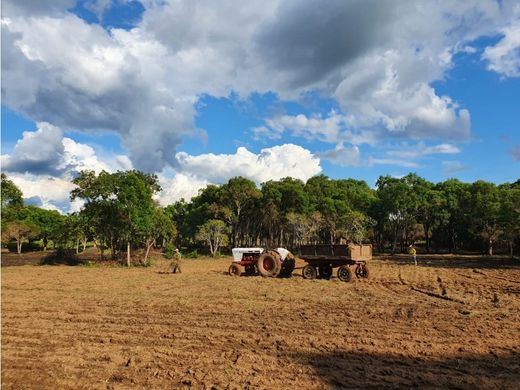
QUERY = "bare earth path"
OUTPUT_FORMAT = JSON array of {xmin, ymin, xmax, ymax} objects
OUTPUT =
[{"xmin": 2, "ymin": 256, "xmax": 520, "ymax": 389}]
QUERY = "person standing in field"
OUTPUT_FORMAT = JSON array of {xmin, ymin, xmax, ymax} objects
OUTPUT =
[
  {"xmin": 408, "ymin": 244, "xmax": 417, "ymax": 266},
  {"xmin": 172, "ymin": 248, "xmax": 182, "ymax": 274}
]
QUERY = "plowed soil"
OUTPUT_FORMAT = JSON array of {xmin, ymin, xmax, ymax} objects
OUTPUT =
[{"xmin": 2, "ymin": 254, "xmax": 520, "ymax": 389}]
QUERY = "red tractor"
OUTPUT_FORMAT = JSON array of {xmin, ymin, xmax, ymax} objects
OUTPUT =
[{"xmin": 228, "ymin": 247, "xmax": 295, "ymax": 278}]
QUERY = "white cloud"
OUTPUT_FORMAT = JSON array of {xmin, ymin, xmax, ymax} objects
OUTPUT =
[
  {"xmin": 157, "ymin": 170, "xmax": 209, "ymax": 205},
  {"xmin": 1, "ymin": 122, "xmax": 135, "ymax": 213},
  {"xmin": 483, "ymin": 20, "xmax": 520, "ymax": 77},
  {"xmin": 262, "ymin": 111, "xmax": 344, "ymax": 143},
  {"xmin": 442, "ymin": 160, "xmax": 468, "ymax": 174},
  {"xmin": 9, "ymin": 173, "xmax": 76, "ymax": 212},
  {"xmin": 368, "ymin": 157, "xmax": 419, "ymax": 168},
  {"xmin": 1, "ymin": 0, "xmax": 518, "ymax": 178},
  {"xmin": 319, "ymin": 144, "xmax": 360, "ymax": 167},
  {"xmin": 386, "ymin": 143, "xmax": 460, "ymax": 159},
  {"xmin": 366, "ymin": 142, "xmax": 461, "ymax": 168},
  {"xmin": 175, "ymin": 144, "xmax": 321, "ymax": 185}
]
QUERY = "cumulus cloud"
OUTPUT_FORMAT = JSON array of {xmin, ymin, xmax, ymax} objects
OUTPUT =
[
  {"xmin": 483, "ymin": 20, "xmax": 520, "ymax": 77},
  {"xmin": 1, "ymin": 122, "xmax": 65, "ymax": 175},
  {"xmin": 1, "ymin": 122, "xmax": 114, "ymax": 176},
  {"xmin": 1, "ymin": 0, "xmax": 518, "ymax": 175},
  {"xmin": 8, "ymin": 173, "xmax": 77, "ymax": 212},
  {"xmin": 156, "ymin": 170, "xmax": 210, "ymax": 206},
  {"xmin": 1, "ymin": 122, "xmax": 134, "ymax": 212},
  {"xmin": 175, "ymin": 144, "xmax": 321, "ymax": 185}
]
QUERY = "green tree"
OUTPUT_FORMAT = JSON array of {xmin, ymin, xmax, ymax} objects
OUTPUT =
[
  {"xmin": 143, "ymin": 208, "xmax": 177, "ymax": 264},
  {"xmin": 2, "ymin": 221, "xmax": 39, "ymax": 254},
  {"xmin": 71, "ymin": 170, "xmax": 161, "ymax": 265},
  {"xmin": 469, "ymin": 181, "xmax": 502, "ymax": 255},
  {"xmin": 498, "ymin": 185, "xmax": 520, "ymax": 257},
  {"xmin": 196, "ymin": 219, "xmax": 230, "ymax": 256},
  {"xmin": 20, "ymin": 206, "xmax": 65, "ymax": 251},
  {"xmin": 435, "ymin": 179, "xmax": 471, "ymax": 253},
  {"xmin": 220, "ymin": 177, "xmax": 261, "ymax": 247},
  {"xmin": 1, "ymin": 173, "xmax": 24, "ymax": 228}
]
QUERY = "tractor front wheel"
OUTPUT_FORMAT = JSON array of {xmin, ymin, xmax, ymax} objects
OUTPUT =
[{"xmin": 228, "ymin": 263, "xmax": 241, "ymax": 276}]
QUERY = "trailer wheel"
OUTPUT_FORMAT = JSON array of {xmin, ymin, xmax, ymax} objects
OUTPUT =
[
  {"xmin": 337, "ymin": 266, "xmax": 352, "ymax": 282},
  {"xmin": 302, "ymin": 265, "xmax": 317, "ymax": 280},
  {"xmin": 257, "ymin": 251, "xmax": 281, "ymax": 277},
  {"xmin": 228, "ymin": 263, "xmax": 241, "ymax": 276},
  {"xmin": 318, "ymin": 264, "xmax": 333, "ymax": 280},
  {"xmin": 355, "ymin": 264, "xmax": 370, "ymax": 279}
]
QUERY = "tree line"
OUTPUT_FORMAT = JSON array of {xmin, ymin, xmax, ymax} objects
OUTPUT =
[{"xmin": 1, "ymin": 171, "xmax": 519, "ymax": 264}]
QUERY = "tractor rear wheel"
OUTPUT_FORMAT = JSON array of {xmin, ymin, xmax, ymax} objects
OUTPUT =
[
  {"xmin": 302, "ymin": 265, "xmax": 317, "ymax": 280},
  {"xmin": 337, "ymin": 265, "xmax": 352, "ymax": 282},
  {"xmin": 318, "ymin": 264, "xmax": 333, "ymax": 280},
  {"xmin": 228, "ymin": 263, "xmax": 241, "ymax": 276},
  {"xmin": 257, "ymin": 250, "xmax": 282, "ymax": 277}
]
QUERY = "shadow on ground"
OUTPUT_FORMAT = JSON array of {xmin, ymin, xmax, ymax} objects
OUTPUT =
[
  {"xmin": 376, "ymin": 254, "xmax": 520, "ymax": 270},
  {"xmin": 287, "ymin": 349, "xmax": 520, "ymax": 389}
]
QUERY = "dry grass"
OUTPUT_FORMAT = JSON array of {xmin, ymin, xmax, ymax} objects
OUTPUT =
[{"xmin": 2, "ymin": 254, "xmax": 520, "ymax": 389}]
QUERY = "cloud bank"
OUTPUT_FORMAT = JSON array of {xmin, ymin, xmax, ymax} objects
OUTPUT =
[{"xmin": 2, "ymin": 0, "xmax": 519, "ymax": 173}]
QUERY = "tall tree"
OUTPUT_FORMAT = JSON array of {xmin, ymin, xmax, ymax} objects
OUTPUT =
[
  {"xmin": 71, "ymin": 170, "xmax": 161, "ymax": 265},
  {"xmin": 435, "ymin": 179, "xmax": 471, "ymax": 253},
  {"xmin": 469, "ymin": 181, "xmax": 502, "ymax": 255}
]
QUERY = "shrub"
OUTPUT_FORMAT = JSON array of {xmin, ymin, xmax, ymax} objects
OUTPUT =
[{"xmin": 40, "ymin": 249, "xmax": 82, "ymax": 266}]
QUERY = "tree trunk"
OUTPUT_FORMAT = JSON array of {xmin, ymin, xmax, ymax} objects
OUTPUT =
[
  {"xmin": 391, "ymin": 226, "xmax": 398, "ymax": 255},
  {"xmin": 43, "ymin": 237, "xmax": 48, "ymax": 252},
  {"xmin": 127, "ymin": 241, "xmax": 131, "ymax": 267},
  {"xmin": 510, "ymin": 240, "xmax": 514, "ymax": 259},
  {"xmin": 82, "ymin": 237, "xmax": 87, "ymax": 252},
  {"xmin": 144, "ymin": 240, "xmax": 153, "ymax": 264},
  {"xmin": 111, "ymin": 235, "xmax": 116, "ymax": 260},
  {"xmin": 17, "ymin": 240, "xmax": 22, "ymax": 255},
  {"xmin": 425, "ymin": 223, "xmax": 431, "ymax": 253},
  {"xmin": 209, "ymin": 239, "xmax": 214, "ymax": 256},
  {"xmin": 76, "ymin": 239, "xmax": 79, "ymax": 254},
  {"xmin": 488, "ymin": 238, "xmax": 493, "ymax": 256}
]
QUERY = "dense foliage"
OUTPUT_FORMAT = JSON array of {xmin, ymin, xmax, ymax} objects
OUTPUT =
[{"xmin": 1, "ymin": 171, "xmax": 519, "ymax": 261}]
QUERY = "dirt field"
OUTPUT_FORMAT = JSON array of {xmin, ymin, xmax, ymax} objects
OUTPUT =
[{"xmin": 2, "ymin": 254, "xmax": 520, "ymax": 389}]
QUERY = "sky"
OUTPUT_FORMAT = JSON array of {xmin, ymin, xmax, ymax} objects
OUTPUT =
[{"xmin": 1, "ymin": 0, "xmax": 519, "ymax": 213}]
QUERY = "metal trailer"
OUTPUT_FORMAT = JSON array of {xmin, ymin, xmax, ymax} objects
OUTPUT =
[
  {"xmin": 228, "ymin": 247, "xmax": 295, "ymax": 278},
  {"xmin": 299, "ymin": 244, "xmax": 371, "ymax": 282}
]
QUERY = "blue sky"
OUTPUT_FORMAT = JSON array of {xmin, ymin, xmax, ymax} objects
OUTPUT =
[{"xmin": 1, "ymin": 0, "xmax": 519, "ymax": 211}]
